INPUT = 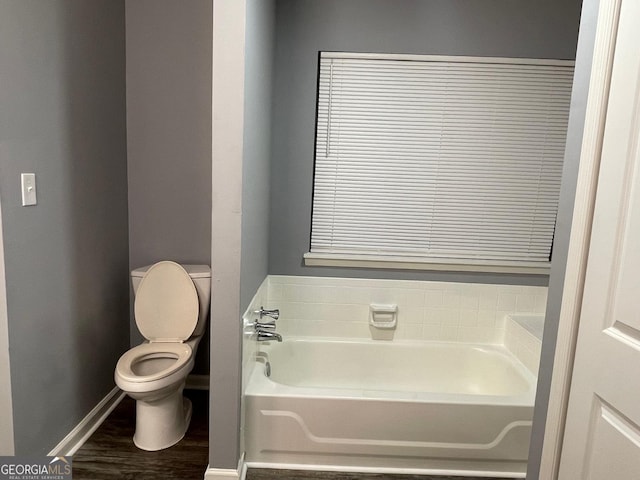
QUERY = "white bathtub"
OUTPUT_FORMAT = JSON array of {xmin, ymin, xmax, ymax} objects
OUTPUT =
[{"xmin": 245, "ymin": 338, "xmax": 536, "ymax": 477}]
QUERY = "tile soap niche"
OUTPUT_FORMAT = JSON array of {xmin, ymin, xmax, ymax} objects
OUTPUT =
[{"xmin": 369, "ymin": 304, "xmax": 398, "ymax": 329}]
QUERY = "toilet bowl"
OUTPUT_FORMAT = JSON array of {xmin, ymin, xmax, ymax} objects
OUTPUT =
[{"xmin": 114, "ymin": 261, "xmax": 211, "ymax": 451}]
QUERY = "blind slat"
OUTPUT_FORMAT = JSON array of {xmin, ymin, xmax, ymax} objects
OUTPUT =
[{"xmin": 311, "ymin": 52, "xmax": 573, "ymax": 263}]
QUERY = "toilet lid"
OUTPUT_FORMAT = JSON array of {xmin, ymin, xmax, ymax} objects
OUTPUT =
[{"xmin": 134, "ymin": 261, "xmax": 199, "ymax": 342}]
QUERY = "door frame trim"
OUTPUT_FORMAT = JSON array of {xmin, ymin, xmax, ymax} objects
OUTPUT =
[{"xmin": 539, "ymin": 0, "xmax": 623, "ymax": 477}]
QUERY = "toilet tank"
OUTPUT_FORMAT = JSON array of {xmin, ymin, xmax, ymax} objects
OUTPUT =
[{"xmin": 131, "ymin": 263, "xmax": 211, "ymax": 338}]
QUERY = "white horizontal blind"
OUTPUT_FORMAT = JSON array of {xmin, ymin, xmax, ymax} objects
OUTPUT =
[{"xmin": 311, "ymin": 52, "xmax": 574, "ymax": 263}]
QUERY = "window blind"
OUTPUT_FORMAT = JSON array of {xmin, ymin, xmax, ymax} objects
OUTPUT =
[{"xmin": 310, "ymin": 52, "xmax": 574, "ymax": 265}]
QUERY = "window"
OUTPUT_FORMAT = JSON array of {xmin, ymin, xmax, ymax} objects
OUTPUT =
[{"xmin": 306, "ymin": 52, "xmax": 574, "ymax": 273}]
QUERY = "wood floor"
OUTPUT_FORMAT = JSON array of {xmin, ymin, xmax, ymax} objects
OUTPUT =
[
  {"xmin": 73, "ymin": 389, "xmax": 516, "ymax": 480},
  {"xmin": 72, "ymin": 389, "xmax": 209, "ymax": 480}
]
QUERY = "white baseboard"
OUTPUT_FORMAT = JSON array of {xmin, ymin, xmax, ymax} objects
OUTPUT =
[
  {"xmin": 186, "ymin": 374, "xmax": 210, "ymax": 390},
  {"xmin": 204, "ymin": 469, "xmax": 240, "ymax": 480},
  {"xmin": 204, "ymin": 454, "xmax": 246, "ymax": 480},
  {"xmin": 244, "ymin": 462, "xmax": 525, "ymax": 479},
  {"xmin": 48, "ymin": 386, "xmax": 125, "ymax": 457}
]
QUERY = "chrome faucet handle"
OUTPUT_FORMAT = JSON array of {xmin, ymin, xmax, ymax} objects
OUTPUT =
[
  {"xmin": 254, "ymin": 321, "xmax": 276, "ymax": 330},
  {"xmin": 254, "ymin": 306, "xmax": 280, "ymax": 320}
]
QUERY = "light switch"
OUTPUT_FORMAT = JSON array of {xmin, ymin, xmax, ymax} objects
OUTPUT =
[{"xmin": 21, "ymin": 173, "xmax": 37, "ymax": 206}]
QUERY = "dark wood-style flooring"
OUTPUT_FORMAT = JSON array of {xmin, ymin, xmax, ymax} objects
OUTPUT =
[
  {"xmin": 73, "ymin": 389, "xmax": 516, "ymax": 480},
  {"xmin": 72, "ymin": 389, "xmax": 209, "ymax": 480}
]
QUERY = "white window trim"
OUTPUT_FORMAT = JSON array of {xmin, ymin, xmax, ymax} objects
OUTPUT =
[{"xmin": 304, "ymin": 251, "xmax": 551, "ymax": 275}]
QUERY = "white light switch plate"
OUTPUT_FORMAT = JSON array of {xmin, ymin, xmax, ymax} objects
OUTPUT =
[{"xmin": 21, "ymin": 173, "xmax": 37, "ymax": 206}]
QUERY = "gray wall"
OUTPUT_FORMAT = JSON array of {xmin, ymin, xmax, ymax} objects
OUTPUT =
[
  {"xmin": 238, "ymin": 0, "xmax": 276, "ymax": 463},
  {"xmin": 125, "ymin": 0, "xmax": 212, "ymax": 372},
  {"xmin": 269, "ymin": 0, "xmax": 582, "ymax": 285},
  {"xmin": 240, "ymin": 0, "xmax": 275, "ymax": 314},
  {"xmin": 0, "ymin": 0, "xmax": 129, "ymax": 455},
  {"xmin": 209, "ymin": 0, "xmax": 246, "ymax": 469},
  {"xmin": 527, "ymin": 0, "xmax": 596, "ymax": 477},
  {"xmin": 208, "ymin": 0, "xmax": 276, "ymax": 469}
]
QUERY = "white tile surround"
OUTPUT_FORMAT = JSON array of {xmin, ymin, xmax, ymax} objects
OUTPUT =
[
  {"xmin": 265, "ymin": 275, "xmax": 547, "ymax": 345},
  {"xmin": 240, "ymin": 279, "xmax": 269, "ymax": 455},
  {"xmin": 505, "ymin": 315, "xmax": 544, "ymax": 375},
  {"xmin": 242, "ymin": 280, "xmax": 269, "ymax": 388}
]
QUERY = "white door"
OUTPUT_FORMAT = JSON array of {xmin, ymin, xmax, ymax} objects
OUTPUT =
[{"xmin": 558, "ymin": 0, "xmax": 640, "ymax": 477}]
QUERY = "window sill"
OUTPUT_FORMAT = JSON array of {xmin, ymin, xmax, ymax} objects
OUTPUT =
[{"xmin": 303, "ymin": 252, "xmax": 551, "ymax": 275}]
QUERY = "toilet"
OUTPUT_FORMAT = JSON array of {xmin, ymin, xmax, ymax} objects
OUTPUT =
[{"xmin": 114, "ymin": 261, "xmax": 211, "ymax": 451}]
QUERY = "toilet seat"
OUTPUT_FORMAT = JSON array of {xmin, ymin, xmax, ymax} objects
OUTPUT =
[
  {"xmin": 134, "ymin": 261, "xmax": 199, "ymax": 342},
  {"xmin": 116, "ymin": 342, "xmax": 193, "ymax": 384}
]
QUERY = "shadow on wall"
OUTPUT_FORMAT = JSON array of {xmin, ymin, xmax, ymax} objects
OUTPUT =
[
  {"xmin": 0, "ymin": 2, "xmax": 129, "ymax": 455},
  {"xmin": 124, "ymin": 0, "xmax": 213, "ymax": 375},
  {"xmin": 63, "ymin": 1, "xmax": 130, "ymax": 453}
]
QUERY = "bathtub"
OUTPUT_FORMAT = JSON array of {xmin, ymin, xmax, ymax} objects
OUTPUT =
[{"xmin": 244, "ymin": 338, "xmax": 536, "ymax": 477}]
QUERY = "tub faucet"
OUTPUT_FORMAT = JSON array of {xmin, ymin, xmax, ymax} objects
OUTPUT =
[
  {"xmin": 256, "ymin": 330, "xmax": 282, "ymax": 342},
  {"xmin": 254, "ymin": 306, "xmax": 280, "ymax": 320},
  {"xmin": 247, "ymin": 320, "xmax": 276, "ymax": 330}
]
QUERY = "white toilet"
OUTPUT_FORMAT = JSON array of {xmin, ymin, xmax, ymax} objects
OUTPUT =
[{"xmin": 114, "ymin": 261, "xmax": 211, "ymax": 451}]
